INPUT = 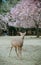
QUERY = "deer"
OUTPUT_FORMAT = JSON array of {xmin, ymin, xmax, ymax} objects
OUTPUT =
[{"xmin": 9, "ymin": 32, "xmax": 26, "ymax": 58}]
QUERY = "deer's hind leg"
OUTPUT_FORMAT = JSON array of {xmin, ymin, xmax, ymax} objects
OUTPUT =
[
  {"xmin": 9, "ymin": 46, "xmax": 13, "ymax": 56},
  {"xmin": 18, "ymin": 47, "xmax": 22, "ymax": 57}
]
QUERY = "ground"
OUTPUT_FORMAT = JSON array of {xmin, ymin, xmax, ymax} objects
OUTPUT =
[{"xmin": 0, "ymin": 36, "xmax": 41, "ymax": 65}]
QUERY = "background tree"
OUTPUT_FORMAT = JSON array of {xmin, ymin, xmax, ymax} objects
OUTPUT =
[{"xmin": 33, "ymin": 11, "xmax": 41, "ymax": 38}]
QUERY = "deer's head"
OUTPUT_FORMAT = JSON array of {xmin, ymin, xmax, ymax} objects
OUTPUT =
[{"xmin": 19, "ymin": 32, "xmax": 26, "ymax": 39}]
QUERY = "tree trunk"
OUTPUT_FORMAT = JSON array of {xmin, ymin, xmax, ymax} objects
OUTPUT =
[{"xmin": 36, "ymin": 27, "xmax": 39, "ymax": 38}]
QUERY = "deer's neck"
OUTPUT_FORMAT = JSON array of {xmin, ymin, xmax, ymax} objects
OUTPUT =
[{"xmin": 21, "ymin": 36, "xmax": 25, "ymax": 40}]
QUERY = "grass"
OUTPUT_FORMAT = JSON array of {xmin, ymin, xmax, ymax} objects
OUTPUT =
[{"xmin": 0, "ymin": 36, "xmax": 41, "ymax": 65}]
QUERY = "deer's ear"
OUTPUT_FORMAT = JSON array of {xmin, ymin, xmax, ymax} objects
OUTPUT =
[
  {"xmin": 18, "ymin": 32, "xmax": 22, "ymax": 35},
  {"xmin": 24, "ymin": 32, "xmax": 26, "ymax": 35},
  {"xmin": 19, "ymin": 32, "xmax": 22, "ymax": 35}
]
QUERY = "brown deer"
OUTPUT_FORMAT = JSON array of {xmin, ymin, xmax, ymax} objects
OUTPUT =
[{"xmin": 9, "ymin": 32, "xmax": 26, "ymax": 58}]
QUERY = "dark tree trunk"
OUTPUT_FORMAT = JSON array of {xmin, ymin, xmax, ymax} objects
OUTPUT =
[{"xmin": 36, "ymin": 25, "xmax": 39, "ymax": 38}]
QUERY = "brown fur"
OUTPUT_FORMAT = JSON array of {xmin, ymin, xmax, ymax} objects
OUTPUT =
[{"xmin": 9, "ymin": 32, "xmax": 26, "ymax": 58}]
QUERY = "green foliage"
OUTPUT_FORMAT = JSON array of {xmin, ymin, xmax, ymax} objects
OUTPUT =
[
  {"xmin": 0, "ymin": 0, "xmax": 2, "ymax": 3},
  {"xmin": 0, "ymin": 0, "xmax": 20, "ymax": 14}
]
